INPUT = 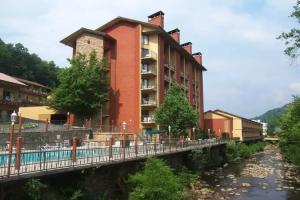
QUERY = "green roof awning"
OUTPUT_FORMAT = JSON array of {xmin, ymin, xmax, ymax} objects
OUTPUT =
[{"xmin": 146, "ymin": 130, "xmax": 163, "ymax": 134}]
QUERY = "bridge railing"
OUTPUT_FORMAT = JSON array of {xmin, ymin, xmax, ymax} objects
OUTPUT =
[{"xmin": 0, "ymin": 137, "xmax": 227, "ymax": 181}]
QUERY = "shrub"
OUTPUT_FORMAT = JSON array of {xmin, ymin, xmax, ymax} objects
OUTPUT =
[
  {"xmin": 128, "ymin": 157, "xmax": 183, "ymax": 200},
  {"xmin": 221, "ymin": 132, "xmax": 229, "ymax": 140},
  {"xmin": 24, "ymin": 178, "xmax": 47, "ymax": 200}
]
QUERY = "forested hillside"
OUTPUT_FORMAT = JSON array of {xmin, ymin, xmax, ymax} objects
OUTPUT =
[
  {"xmin": 0, "ymin": 38, "xmax": 61, "ymax": 88},
  {"xmin": 253, "ymin": 104, "xmax": 289, "ymax": 133}
]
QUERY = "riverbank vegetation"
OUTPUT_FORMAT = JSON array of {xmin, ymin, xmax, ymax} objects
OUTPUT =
[
  {"xmin": 279, "ymin": 96, "xmax": 300, "ymax": 168},
  {"xmin": 226, "ymin": 141, "xmax": 265, "ymax": 162}
]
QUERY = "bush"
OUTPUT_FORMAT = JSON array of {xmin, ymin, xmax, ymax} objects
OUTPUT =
[
  {"xmin": 226, "ymin": 141, "xmax": 265, "ymax": 161},
  {"xmin": 24, "ymin": 178, "xmax": 47, "ymax": 200},
  {"xmin": 128, "ymin": 157, "xmax": 183, "ymax": 200},
  {"xmin": 221, "ymin": 132, "xmax": 229, "ymax": 140}
]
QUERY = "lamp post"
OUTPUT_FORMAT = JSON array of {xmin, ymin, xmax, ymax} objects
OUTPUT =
[
  {"xmin": 7, "ymin": 111, "xmax": 18, "ymax": 177},
  {"xmin": 168, "ymin": 125, "xmax": 171, "ymax": 151},
  {"xmin": 192, "ymin": 127, "xmax": 195, "ymax": 141},
  {"xmin": 122, "ymin": 121, "xmax": 127, "ymax": 159}
]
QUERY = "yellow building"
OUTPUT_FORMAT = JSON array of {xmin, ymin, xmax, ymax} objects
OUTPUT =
[{"xmin": 205, "ymin": 109, "xmax": 263, "ymax": 141}]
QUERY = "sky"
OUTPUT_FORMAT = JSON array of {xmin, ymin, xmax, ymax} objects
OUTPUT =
[{"xmin": 0, "ymin": 0, "xmax": 300, "ymax": 118}]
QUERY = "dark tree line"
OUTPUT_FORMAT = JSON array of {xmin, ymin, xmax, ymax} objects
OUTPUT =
[{"xmin": 0, "ymin": 38, "xmax": 61, "ymax": 88}]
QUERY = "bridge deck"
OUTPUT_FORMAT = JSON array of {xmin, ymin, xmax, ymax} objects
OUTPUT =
[{"xmin": 0, "ymin": 139, "xmax": 227, "ymax": 182}]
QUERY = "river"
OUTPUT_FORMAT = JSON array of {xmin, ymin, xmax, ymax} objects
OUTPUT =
[{"xmin": 191, "ymin": 144, "xmax": 300, "ymax": 200}]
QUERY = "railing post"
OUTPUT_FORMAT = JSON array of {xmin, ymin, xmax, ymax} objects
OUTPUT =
[
  {"xmin": 122, "ymin": 138, "xmax": 125, "ymax": 160},
  {"xmin": 7, "ymin": 125, "xmax": 14, "ymax": 177},
  {"xmin": 169, "ymin": 135, "xmax": 171, "ymax": 152},
  {"xmin": 45, "ymin": 118, "xmax": 49, "ymax": 132},
  {"xmin": 15, "ymin": 137, "xmax": 22, "ymax": 174},
  {"xmin": 72, "ymin": 137, "xmax": 77, "ymax": 162},
  {"xmin": 154, "ymin": 138, "xmax": 157, "ymax": 154},
  {"xmin": 18, "ymin": 113, "xmax": 22, "ymax": 137},
  {"xmin": 135, "ymin": 137, "xmax": 138, "ymax": 157},
  {"xmin": 109, "ymin": 137, "xmax": 113, "ymax": 160}
]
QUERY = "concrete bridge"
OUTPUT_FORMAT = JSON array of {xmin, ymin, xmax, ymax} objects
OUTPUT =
[{"xmin": 0, "ymin": 138, "xmax": 227, "ymax": 183}]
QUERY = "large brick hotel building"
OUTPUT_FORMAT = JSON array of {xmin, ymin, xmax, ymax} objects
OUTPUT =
[{"xmin": 61, "ymin": 11, "xmax": 206, "ymax": 133}]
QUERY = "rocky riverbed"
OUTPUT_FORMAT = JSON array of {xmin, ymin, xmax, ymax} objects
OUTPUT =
[{"xmin": 190, "ymin": 144, "xmax": 300, "ymax": 200}]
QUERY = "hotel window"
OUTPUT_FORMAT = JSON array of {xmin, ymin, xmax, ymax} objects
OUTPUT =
[
  {"xmin": 142, "ymin": 64, "xmax": 149, "ymax": 72},
  {"xmin": 142, "ymin": 35, "xmax": 149, "ymax": 45},
  {"xmin": 142, "ymin": 48, "xmax": 150, "ymax": 57},
  {"xmin": 142, "ymin": 79, "xmax": 149, "ymax": 88}
]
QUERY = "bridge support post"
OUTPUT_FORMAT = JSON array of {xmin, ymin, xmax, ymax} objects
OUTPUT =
[
  {"xmin": 15, "ymin": 137, "xmax": 22, "ymax": 174},
  {"xmin": 72, "ymin": 137, "xmax": 77, "ymax": 162}
]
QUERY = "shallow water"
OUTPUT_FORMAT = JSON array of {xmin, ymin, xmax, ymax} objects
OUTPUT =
[{"xmin": 200, "ymin": 145, "xmax": 300, "ymax": 200}]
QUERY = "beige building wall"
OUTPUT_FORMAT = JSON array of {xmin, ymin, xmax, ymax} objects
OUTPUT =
[
  {"xmin": 214, "ymin": 111, "xmax": 242, "ymax": 139},
  {"xmin": 76, "ymin": 33, "xmax": 104, "ymax": 59},
  {"xmin": 19, "ymin": 106, "xmax": 57, "ymax": 121},
  {"xmin": 241, "ymin": 119, "xmax": 262, "ymax": 141}
]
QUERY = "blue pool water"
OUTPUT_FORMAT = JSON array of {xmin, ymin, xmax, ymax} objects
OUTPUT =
[{"xmin": 0, "ymin": 147, "xmax": 122, "ymax": 166}]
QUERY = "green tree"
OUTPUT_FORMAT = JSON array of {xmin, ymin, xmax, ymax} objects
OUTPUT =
[
  {"xmin": 278, "ymin": 0, "xmax": 300, "ymax": 58},
  {"xmin": 155, "ymin": 83, "xmax": 198, "ymax": 136},
  {"xmin": 279, "ymin": 96, "xmax": 300, "ymax": 168},
  {"xmin": 49, "ymin": 51, "xmax": 108, "ymax": 118},
  {"xmin": 128, "ymin": 157, "xmax": 183, "ymax": 200}
]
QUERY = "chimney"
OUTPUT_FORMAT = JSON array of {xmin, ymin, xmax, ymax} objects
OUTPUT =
[
  {"xmin": 148, "ymin": 11, "xmax": 165, "ymax": 28},
  {"xmin": 192, "ymin": 52, "xmax": 202, "ymax": 64},
  {"xmin": 181, "ymin": 42, "xmax": 192, "ymax": 54},
  {"xmin": 168, "ymin": 28, "xmax": 180, "ymax": 43}
]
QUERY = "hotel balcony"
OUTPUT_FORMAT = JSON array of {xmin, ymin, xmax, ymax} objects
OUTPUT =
[
  {"xmin": 141, "ymin": 99, "xmax": 157, "ymax": 107},
  {"xmin": 164, "ymin": 74, "xmax": 171, "ymax": 82},
  {"xmin": 164, "ymin": 63, "xmax": 175, "ymax": 71},
  {"xmin": 141, "ymin": 69, "xmax": 156, "ymax": 77},
  {"xmin": 141, "ymin": 50, "xmax": 157, "ymax": 62},
  {"xmin": 180, "ymin": 72, "xmax": 190, "ymax": 79},
  {"xmin": 180, "ymin": 84, "xmax": 189, "ymax": 91},
  {"xmin": 141, "ymin": 115, "xmax": 155, "ymax": 124},
  {"xmin": 141, "ymin": 85, "xmax": 156, "ymax": 92}
]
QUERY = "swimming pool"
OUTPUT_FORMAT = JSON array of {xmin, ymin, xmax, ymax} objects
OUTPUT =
[{"xmin": 0, "ymin": 147, "xmax": 123, "ymax": 166}]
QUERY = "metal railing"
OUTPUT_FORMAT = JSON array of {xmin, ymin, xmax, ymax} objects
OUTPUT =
[{"xmin": 0, "ymin": 137, "xmax": 227, "ymax": 181}]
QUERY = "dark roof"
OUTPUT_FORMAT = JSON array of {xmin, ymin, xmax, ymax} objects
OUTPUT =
[
  {"xmin": 192, "ymin": 52, "xmax": 202, "ymax": 56},
  {"xmin": 60, "ymin": 27, "xmax": 115, "ymax": 47},
  {"xmin": 14, "ymin": 77, "xmax": 50, "ymax": 89},
  {"xmin": 0, "ymin": 73, "xmax": 27, "ymax": 86},
  {"xmin": 148, "ymin": 11, "xmax": 165, "ymax": 18},
  {"xmin": 95, "ymin": 17, "xmax": 207, "ymax": 71},
  {"xmin": 181, "ymin": 42, "xmax": 192, "ymax": 46},
  {"xmin": 168, "ymin": 28, "xmax": 180, "ymax": 34}
]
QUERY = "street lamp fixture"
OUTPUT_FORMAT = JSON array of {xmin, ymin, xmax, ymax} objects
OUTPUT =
[{"xmin": 11, "ymin": 110, "xmax": 17, "ymax": 125}]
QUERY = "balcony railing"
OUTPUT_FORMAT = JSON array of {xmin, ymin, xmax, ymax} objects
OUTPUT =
[
  {"xmin": 141, "ymin": 85, "xmax": 156, "ymax": 91},
  {"xmin": 164, "ymin": 75, "xmax": 171, "ymax": 82},
  {"xmin": 164, "ymin": 64, "xmax": 175, "ymax": 71},
  {"xmin": 141, "ymin": 69, "xmax": 156, "ymax": 76},
  {"xmin": 142, "ymin": 115, "xmax": 155, "ymax": 123},
  {"xmin": 141, "ymin": 51, "xmax": 157, "ymax": 61},
  {"xmin": 141, "ymin": 99, "xmax": 157, "ymax": 106}
]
